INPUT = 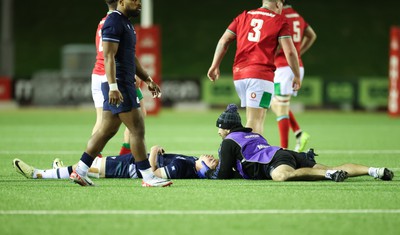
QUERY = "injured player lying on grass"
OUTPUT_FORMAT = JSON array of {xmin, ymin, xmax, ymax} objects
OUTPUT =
[{"xmin": 13, "ymin": 145, "xmax": 219, "ymax": 180}]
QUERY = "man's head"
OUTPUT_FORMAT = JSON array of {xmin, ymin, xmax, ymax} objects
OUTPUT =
[
  {"xmin": 105, "ymin": 0, "xmax": 118, "ymax": 10},
  {"xmin": 196, "ymin": 155, "xmax": 219, "ymax": 179},
  {"xmin": 262, "ymin": 0, "xmax": 285, "ymax": 14},
  {"xmin": 117, "ymin": 0, "xmax": 142, "ymax": 18},
  {"xmin": 216, "ymin": 103, "xmax": 243, "ymax": 139}
]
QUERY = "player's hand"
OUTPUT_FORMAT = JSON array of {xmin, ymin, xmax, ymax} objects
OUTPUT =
[
  {"xmin": 109, "ymin": 90, "xmax": 124, "ymax": 107},
  {"xmin": 145, "ymin": 77, "xmax": 162, "ymax": 98},
  {"xmin": 150, "ymin": 145, "xmax": 165, "ymax": 155},
  {"xmin": 292, "ymin": 76, "xmax": 301, "ymax": 91},
  {"xmin": 207, "ymin": 67, "xmax": 220, "ymax": 82}
]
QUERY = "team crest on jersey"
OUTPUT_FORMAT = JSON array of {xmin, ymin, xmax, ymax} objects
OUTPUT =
[{"xmin": 250, "ymin": 92, "xmax": 257, "ymax": 99}]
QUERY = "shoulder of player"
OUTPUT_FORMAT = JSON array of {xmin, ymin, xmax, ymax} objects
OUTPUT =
[
  {"xmin": 105, "ymin": 10, "xmax": 124, "ymax": 21},
  {"xmin": 221, "ymin": 138, "xmax": 240, "ymax": 150}
]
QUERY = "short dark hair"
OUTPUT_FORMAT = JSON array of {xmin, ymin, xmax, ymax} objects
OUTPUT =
[{"xmin": 105, "ymin": 0, "xmax": 118, "ymax": 5}]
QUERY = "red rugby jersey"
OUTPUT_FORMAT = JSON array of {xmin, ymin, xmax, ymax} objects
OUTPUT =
[
  {"xmin": 274, "ymin": 6, "xmax": 309, "ymax": 68},
  {"xmin": 92, "ymin": 14, "xmax": 108, "ymax": 75},
  {"xmin": 228, "ymin": 7, "xmax": 291, "ymax": 82}
]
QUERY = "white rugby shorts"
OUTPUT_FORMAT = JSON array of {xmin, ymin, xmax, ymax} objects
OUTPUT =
[
  {"xmin": 234, "ymin": 78, "xmax": 274, "ymax": 109},
  {"xmin": 274, "ymin": 66, "xmax": 305, "ymax": 96},
  {"xmin": 91, "ymin": 74, "xmax": 107, "ymax": 108}
]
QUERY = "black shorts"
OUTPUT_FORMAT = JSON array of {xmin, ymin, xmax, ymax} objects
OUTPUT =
[{"xmin": 264, "ymin": 149, "xmax": 316, "ymax": 179}]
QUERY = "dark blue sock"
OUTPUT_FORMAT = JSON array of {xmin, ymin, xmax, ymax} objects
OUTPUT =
[
  {"xmin": 136, "ymin": 159, "xmax": 151, "ymax": 170},
  {"xmin": 80, "ymin": 152, "xmax": 94, "ymax": 167},
  {"xmin": 67, "ymin": 166, "xmax": 73, "ymax": 175}
]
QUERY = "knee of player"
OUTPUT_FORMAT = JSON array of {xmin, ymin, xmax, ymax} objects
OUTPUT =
[
  {"xmin": 271, "ymin": 171, "xmax": 291, "ymax": 181},
  {"xmin": 271, "ymin": 96, "xmax": 290, "ymax": 116}
]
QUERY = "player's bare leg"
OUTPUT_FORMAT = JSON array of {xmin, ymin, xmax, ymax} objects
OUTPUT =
[
  {"xmin": 119, "ymin": 108, "xmax": 172, "ymax": 187},
  {"xmin": 245, "ymin": 107, "xmax": 266, "ymax": 135},
  {"xmin": 271, "ymin": 95, "xmax": 291, "ymax": 149},
  {"xmin": 271, "ymin": 164, "xmax": 348, "ymax": 182},
  {"xmin": 313, "ymin": 163, "xmax": 393, "ymax": 180},
  {"xmin": 71, "ymin": 111, "xmax": 121, "ymax": 186}
]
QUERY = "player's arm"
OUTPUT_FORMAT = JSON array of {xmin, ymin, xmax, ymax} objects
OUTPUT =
[
  {"xmin": 206, "ymin": 139, "xmax": 237, "ymax": 179},
  {"xmin": 135, "ymin": 56, "xmax": 150, "ymax": 81},
  {"xmin": 148, "ymin": 145, "xmax": 166, "ymax": 178},
  {"xmin": 207, "ymin": 30, "xmax": 236, "ymax": 82},
  {"xmin": 279, "ymin": 37, "xmax": 301, "ymax": 91},
  {"xmin": 300, "ymin": 26, "xmax": 317, "ymax": 56},
  {"xmin": 134, "ymin": 56, "xmax": 161, "ymax": 98},
  {"xmin": 103, "ymin": 41, "xmax": 124, "ymax": 105}
]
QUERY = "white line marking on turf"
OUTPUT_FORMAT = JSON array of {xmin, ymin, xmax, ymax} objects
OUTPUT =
[
  {"xmin": 1, "ymin": 209, "xmax": 400, "ymax": 215},
  {"xmin": 1, "ymin": 150, "xmax": 400, "ymax": 155}
]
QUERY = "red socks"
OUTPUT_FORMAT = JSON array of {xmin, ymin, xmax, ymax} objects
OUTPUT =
[
  {"xmin": 119, "ymin": 143, "xmax": 131, "ymax": 155},
  {"xmin": 277, "ymin": 117, "xmax": 290, "ymax": 149},
  {"xmin": 288, "ymin": 110, "xmax": 300, "ymax": 133}
]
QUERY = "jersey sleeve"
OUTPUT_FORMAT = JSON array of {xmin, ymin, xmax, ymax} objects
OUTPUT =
[
  {"xmin": 278, "ymin": 18, "xmax": 292, "ymax": 39},
  {"xmin": 161, "ymin": 159, "xmax": 187, "ymax": 179},
  {"xmin": 102, "ymin": 14, "xmax": 123, "ymax": 43},
  {"xmin": 227, "ymin": 11, "xmax": 246, "ymax": 35}
]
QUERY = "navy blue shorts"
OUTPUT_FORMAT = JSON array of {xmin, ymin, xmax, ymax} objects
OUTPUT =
[
  {"xmin": 101, "ymin": 81, "xmax": 140, "ymax": 115},
  {"xmin": 105, "ymin": 154, "xmax": 135, "ymax": 178}
]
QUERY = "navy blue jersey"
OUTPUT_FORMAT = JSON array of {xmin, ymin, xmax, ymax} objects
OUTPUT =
[
  {"xmin": 104, "ymin": 153, "xmax": 199, "ymax": 179},
  {"xmin": 102, "ymin": 10, "xmax": 136, "ymax": 86},
  {"xmin": 156, "ymin": 154, "xmax": 199, "ymax": 179}
]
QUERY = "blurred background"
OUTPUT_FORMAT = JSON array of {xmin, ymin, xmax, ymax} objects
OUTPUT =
[{"xmin": 1, "ymin": 0, "xmax": 400, "ymax": 113}]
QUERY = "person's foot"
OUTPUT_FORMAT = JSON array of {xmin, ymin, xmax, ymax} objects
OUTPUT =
[
  {"xmin": 376, "ymin": 168, "xmax": 394, "ymax": 181},
  {"xmin": 142, "ymin": 175, "xmax": 173, "ymax": 187},
  {"xmin": 294, "ymin": 132, "xmax": 310, "ymax": 152},
  {"xmin": 330, "ymin": 170, "xmax": 348, "ymax": 182},
  {"xmin": 13, "ymin": 158, "xmax": 35, "ymax": 179},
  {"xmin": 70, "ymin": 170, "xmax": 95, "ymax": 186},
  {"xmin": 52, "ymin": 158, "xmax": 64, "ymax": 169}
]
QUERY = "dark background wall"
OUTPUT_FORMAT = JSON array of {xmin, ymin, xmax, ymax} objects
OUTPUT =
[{"xmin": 7, "ymin": 0, "xmax": 400, "ymax": 79}]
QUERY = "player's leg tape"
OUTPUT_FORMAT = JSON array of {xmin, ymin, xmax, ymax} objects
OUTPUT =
[{"xmin": 272, "ymin": 95, "xmax": 291, "ymax": 117}]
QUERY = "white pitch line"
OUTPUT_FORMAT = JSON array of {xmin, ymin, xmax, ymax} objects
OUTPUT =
[
  {"xmin": 1, "ymin": 150, "xmax": 400, "ymax": 155},
  {"xmin": 1, "ymin": 209, "xmax": 400, "ymax": 215}
]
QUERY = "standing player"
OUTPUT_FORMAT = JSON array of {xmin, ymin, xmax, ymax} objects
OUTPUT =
[
  {"xmin": 92, "ymin": 0, "xmax": 146, "ymax": 156},
  {"xmin": 271, "ymin": 0, "xmax": 317, "ymax": 151},
  {"xmin": 70, "ymin": 0, "xmax": 172, "ymax": 187},
  {"xmin": 207, "ymin": 0, "xmax": 301, "ymax": 136}
]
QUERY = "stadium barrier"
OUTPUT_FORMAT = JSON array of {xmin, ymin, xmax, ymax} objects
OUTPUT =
[{"xmin": 10, "ymin": 74, "xmax": 389, "ymax": 111}]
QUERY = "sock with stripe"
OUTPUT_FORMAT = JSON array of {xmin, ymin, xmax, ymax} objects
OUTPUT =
[
  {"xmin": 289, "ymin": 110, "xmax": 301, "ymax": 134},
  {"xmin": 75, "ymin": 152, "xmax": 94, "ymax": 176},
  {"xmin": 136, "ymin": 159, "xmax": 153, "ymax": 181},
  {"xmin": 119, "ymin": 143, "xmax": 131, "ymax": 155},
  {"xmin": 34, "ymin": 166, "xmax": 73, "ymax": 179}
]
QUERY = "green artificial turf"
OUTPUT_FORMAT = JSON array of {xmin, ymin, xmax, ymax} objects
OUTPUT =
[{"xmin": 0, "ymin": 108, "xmax": 399, "ymax": 235}]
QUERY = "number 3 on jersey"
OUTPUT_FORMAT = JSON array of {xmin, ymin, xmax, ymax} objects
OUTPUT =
[{"xmin": 248, "ymin": 19, "xmax": 264, "ymax": 42}]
